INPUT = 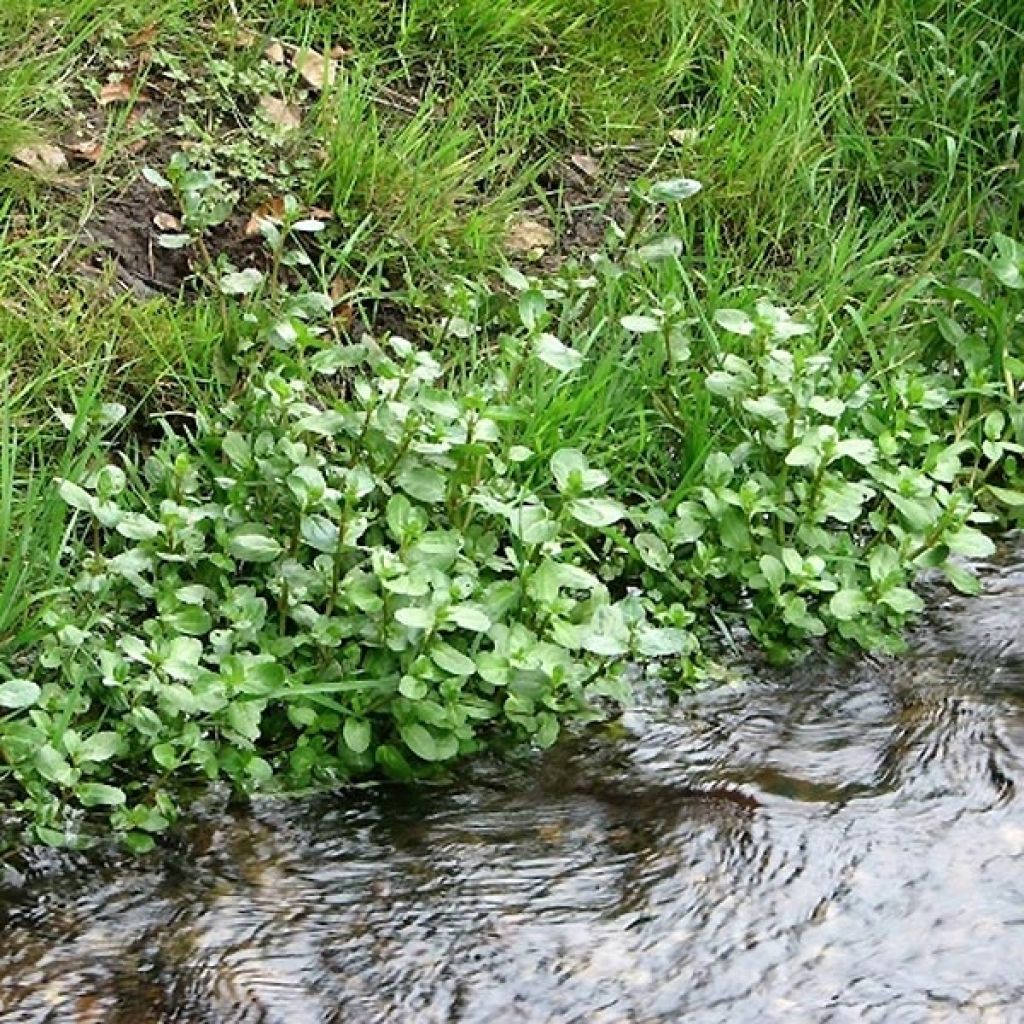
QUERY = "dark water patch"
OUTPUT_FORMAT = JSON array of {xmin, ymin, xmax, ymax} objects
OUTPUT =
[{"xmin": 3, "ymin": 549, "xmax": 1024, "ymax": 1021}]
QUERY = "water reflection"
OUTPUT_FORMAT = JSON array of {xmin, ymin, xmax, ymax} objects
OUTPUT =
[{"xmin": 3, "ymin": 550, "xmax": 1024, "ymax": 1022}]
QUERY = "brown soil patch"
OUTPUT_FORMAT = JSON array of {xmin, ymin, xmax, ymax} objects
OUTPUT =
[{"xmin": 79, "ymin": 175, "xmax": 266, "ymax": 299}]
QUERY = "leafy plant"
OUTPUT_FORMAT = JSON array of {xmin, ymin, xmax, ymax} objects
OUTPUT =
[{"xmin": 2, "ymin": 154, "xmax": 1022, "ymax": 851}]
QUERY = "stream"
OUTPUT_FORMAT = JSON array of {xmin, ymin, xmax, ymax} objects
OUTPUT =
[{"xmin": 2, "ymin": 547, "xmax": 1023, "ymax": 1022}]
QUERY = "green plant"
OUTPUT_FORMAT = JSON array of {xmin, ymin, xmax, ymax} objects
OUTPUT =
[{"xmin": 1, "ymin": 176, "xmax": 701, "ymax": 849}]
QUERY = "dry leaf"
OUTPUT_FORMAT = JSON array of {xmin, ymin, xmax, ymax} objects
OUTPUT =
[
  {"xmin": 12, "ymin": 143, "xmax": 67, "ymax": 176},
  {"xmin": 153, "ymin": 212, "xmax": 181, "ymax": 231},
  {"xmin": 329, "ymin": 276, "xmax": 350, "ymax": 304},
  {"xmin": 259, "ymin": 94, "xmax": 302, "ymax": 132},
  {"xmin": 294, "ymin": 47, "xmax": 337, "ymax": 91},
  {"xmin": 669, "ymin": 128, "xmax": 697, "ymax": 146},
  {"xmin": 504, "ymin": 217, "xmax": 554, "ymax": 256},
  {"xmin": 570, "ymin": 153, "xmax": 600, "ymax": 179},
  {"xmin": 127, "ymin": 23, "xmax": 158, "ymax": 47},
  {"xmin": 245, "ymin": 196, "xmax": 287, "ymax": 237},
  {"xmin": 66, "ymin": 138, "xmax": 103, "ymax": 163},
  {"xmin": 99, "ymin": 80, "xmax": 139, "ymax": 106},
  {"xmin": 264, "ymin": 40, "xmax": 285, "ymax": 64},
  {"xmin": 309, "ymin": 205, "xmax": 334, "ymax": 221},
  {"xmin": 232, "ymin": 27, "xmax": 258, "ymax": 48}
]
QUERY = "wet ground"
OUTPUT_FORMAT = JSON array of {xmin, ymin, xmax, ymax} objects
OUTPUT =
[{"xmin": 2, "ymin": 548, "xmax": 1023, "ymax": 1023}]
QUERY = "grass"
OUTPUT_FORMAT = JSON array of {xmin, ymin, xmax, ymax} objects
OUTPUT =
[
  {"xmin": 0, "ymin": 0, "xmax": 1021, "ymax": 844},
  {"xmin": 0, "ymin": 0, "xmax": 1018, "ymax": 620}
]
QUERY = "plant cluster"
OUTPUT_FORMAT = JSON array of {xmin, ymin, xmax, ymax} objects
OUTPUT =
[{"xmin": 1, "ymin": 160, "xmax": 1022, "ymax": 850}]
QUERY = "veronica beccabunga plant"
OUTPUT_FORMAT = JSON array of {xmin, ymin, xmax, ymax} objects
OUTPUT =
[
  {"xmin": 8, "ymin": 304, "xmax": 688, "ymax": 850},
  {"xmin": 2, "ymin": 158, "xmax": 1022, "ymax": 850}
]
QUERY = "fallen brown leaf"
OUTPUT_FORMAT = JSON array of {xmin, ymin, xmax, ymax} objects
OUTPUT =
[
  {"xmin": 259, "ymin": 94, "xmax": 302, "ymax": 132},
  {"xmin": 153, "ymin": 212, "xmax": 181, "ymax": 231},
  {"xmin": 66, "ymin": 139, "xmax": 103, "ymax": 163},
  {"xmin": 127, "ymin": 23, "xmax": 158, "ymax": 47},
  {"xmin": 669, "ymin": 128, "xmax": 697, "ymax": 146},
  {"xmin": 232, "ymin": 27, "xmax": 258, "ymax": 48},
  {"xmin": 329, "ymin": 277, "xmax": 350, "ymax": 304},
  {"xmin": 504, "ymin": 217, "xmax": 554, "ymax": 256},
  {"xmin": 245, "ymin": 196, "xmax": 287, "ymax": 237},
  {"xmin": 12, "ymin": 142, "xmax": 68, "ymax": 176},
  {"xmin": 99, "ymin": 80, "xmax": 141, "ymax": 106},
  {"xmin": 309, "ymin": 205, "xmax": 334, "ymax": 221},
  {"xmin": 294, "ymin": 47, "xmax": 338, "ymax": 91},
  {"xmin": 264, "ymin": 40, "xmax": 285, "ymax": 64},
  {"xmin": 569, "ymin": 153, "xmax": 601, "ymax": 179}
]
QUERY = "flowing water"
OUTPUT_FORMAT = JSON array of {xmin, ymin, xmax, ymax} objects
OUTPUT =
[{"xmin": 3, "ymin": 548, "xmax": 1024, "ymax": 1023}]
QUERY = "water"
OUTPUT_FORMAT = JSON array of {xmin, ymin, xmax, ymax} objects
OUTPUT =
[{"xmin": 3, "ymin": 550, "xmax": 1024, "ymax": 1023}]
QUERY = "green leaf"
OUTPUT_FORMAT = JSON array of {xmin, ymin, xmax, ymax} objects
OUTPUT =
[
  {"xmin": 430, "ymin": 642, "xmax": 476, "ymax": 677},
  {"xmin": 550, "ymin": 447, "xmax": 587, "ymax": 493},
  {"xmin": 942, "ymin": 561, "xmax": 981, "ymax": 595},
  {"xmin": 287, "ymin": 465, "xmax": 326, "ymax": 508},
  {"xmin": 400, "ymin": 722, "xmax": 457, "ymax": 762},
  {"xmin": 386, "ymin": 493, "xmax": 421, "ymax": 541},
  {"xmin": 116, "ymin": 513, "xmax": 163, "ymax": 541},
  {"xmin": 162, "ymin": 606, "xmax": 212, "ymax": 636},
  {"xmin": 157, "ymin": 233, "xmax": 192, "ymax": 250},
  {"xmin": 569, "ymin": 497, "xmax": 626, "ymax": 528},
  {"xmin": 227, "ymin": 701, "xmax": 262, "ymax": 742},
  {"xmin": 987, "ymin": 485, "xmax": 1024, "ymax": 507},
  {"xmin": 534, "ymin": 713, "xmax": 560, "ymax": 748},
  {"xmin": 635, "ymin": 627, "xmax": 691, "ymax": 657},
  {"xmin": 76, "ymin": 783, "xmax": 126, "ymax": 808},
  {"xmin": 343, "ymin": 717, "xmax": 372, "ymax": 754},
  {"xmin": 713, "ymin": 309, "xmax": 756, "ymax": 336},
  {"xmin": 122, "ymin": 832, "xmax": 156, "ymax": 854},
  {"xmin": 301, "ymin": 514, "xmax": 339, "ymax": 553},
  {"xmin": 399, "ymin": 675, "xmax": 429, "ymax": 700},
  {"xmin": 57, "ymin": 478, "xmax": 93, "ymax": 512},
  {"xmin": 77, "ymin": 731, "xmax": 120, "ymax": 763},
  {"xmin": 880, "ymin": 587, "xmax": 925, "ymax": 615},
  {"xmin": 635, "ymin": 237, "xmax": 682, "ymax": 263},
  {"xmin": 759, "ymin": 554, "xmax": 785, "ymax": 590},
  {"xmin": 36, "ymin": 745, "xmax": 75, "ymax": 787},
  {"xmin": 705, "ymin": 371, "xmax": 744, "ymax": 399},
  {"xmin": 647, "ymin": 177, "xmax": 702, "ymax": 203},
  {"xmin": 831, "ymin": 438, "xmax": 877, "ymax": 466},
  {"xmin": 991, "ymin": 233, "xmax": 1024, "ymax": 290},
  {"xmin": 395, "ymin": 606, "xmax": 436, "ymax": 630},
  {"xmin": 581, "ymin": 604, "xmax": 630, "ymax": 656},
  {"xmin": 219, "ymin": 268, "xmax": 264, "ymax": 295},
  {"xmin": 152, "ymin": 743, "xmax": 179, "ymax": 769},
  {"xmin": 535, "ymin": 333, "xmax": 584, "ymax": 373},
  {"xmin": 634, "ymin": 532, "xmax": 670, "ymax": 571},
  {"xmin": 742, "ymin": 395, "xmax": 787, "ymax": 424},
  {"xmin": 142, "ymin": 166, "xmax": 171, "ymax": 188},
  {"xmin": 227, "ymin": 525, "xmax": 283, "ymax": 562},
  {"xmin": 445, "ymin": 603, "xmax": 491, "ymax": 632},
  {"xmin": 620, "ymin": 314, "xmax": 660, "ymax": 334},
  {"xmin": 161, "ymin": 636, "xmax": 203, "ymax": 682},
  {"xmin": 702, "ymin": 452, "xmax": 734, "ymax": 487},
  {"xmin": 518, "ymin": 289, "xmax": 546, "ymax": 331},
  {"xmin": 0, "ymin": 678, "xmax": 41, "ymax": 709},
  {"xmin": 246, "ymin": 757, "xmax": 273, "ymax": 785},
  {"xmin": 829, "ymin": 589, "xmax": 868, "ymax": 621},
  {"xmin": 785, "ymin": 444, "xmax": 820, "ymax": 468},
  {"xmin": 397, "ymin": 464, "xmax": 447, "ymax": 504},
  {"xmin": 222, "ymin": 431, "xmax": 252, "ymax": 469},
  {"xmin": 549, "ymin": 448, "xmax": 607, "ymax": 495},
  {"xmin": 886, "ymin": 493, "xmax": 935, "ymax": 532},
  {"xmin": 946, "ymin": 526, "xmax": 995, "ymax": 559}
]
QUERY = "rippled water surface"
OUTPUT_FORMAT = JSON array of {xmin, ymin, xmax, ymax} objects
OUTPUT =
[{"xmin": 3, "ymin": 551, "xmax": 1024, "ymax": 1023}]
